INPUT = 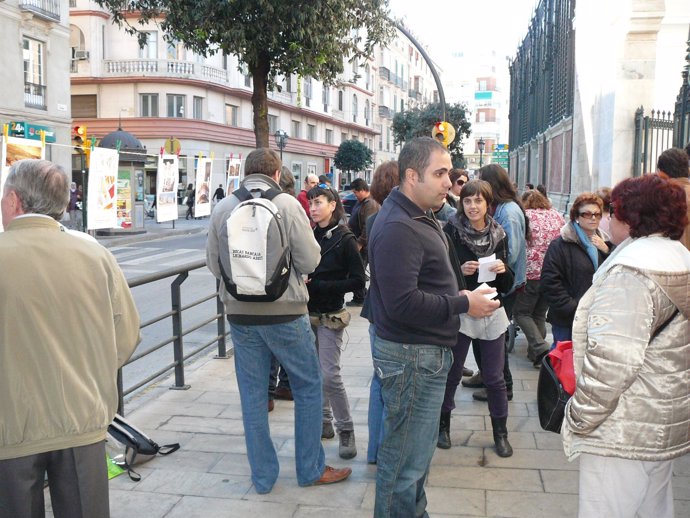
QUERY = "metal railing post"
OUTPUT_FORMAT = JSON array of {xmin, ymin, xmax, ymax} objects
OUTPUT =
[
  {"xmin": 170, "ymin": 271, "xmax": 191, "ymax": 390},
  {"xmin": 116, "ymin": 368, "xmax": 125, "ymax": 416},
  {"xmin": 215, "ymin": 278, "xmax": 229, "ymax": 358}
]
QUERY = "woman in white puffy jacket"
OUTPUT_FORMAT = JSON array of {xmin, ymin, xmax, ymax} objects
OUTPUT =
[{"xmin": 562, "ymin": 174, "xmax": 690, "ymax": 518}]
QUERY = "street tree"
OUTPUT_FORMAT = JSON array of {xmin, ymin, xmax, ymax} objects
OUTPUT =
[
  {"xmin": 334, "ymin": 139, "xmax": 373, "ymax": 182},
  {"xmin": 95, "ymin": 0, "xmax": 395, "ymax": 147},
  {"xmin": 391, "ymin": 103, "xmax": 472, "ymax": 167}
]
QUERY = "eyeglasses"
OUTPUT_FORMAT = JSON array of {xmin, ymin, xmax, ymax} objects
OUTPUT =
[
  {"xmin": 456, "ymin": 179, "xmax": 466, "ymax": 186},
  {"xmin": 578, "ymin": 211, "xmax": 602, "ymax": 220}
]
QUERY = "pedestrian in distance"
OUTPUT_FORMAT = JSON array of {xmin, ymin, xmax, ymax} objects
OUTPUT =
[
  {"xmin": 212, "ymin": 183, "xmax": 225, "ymax": 202},
  {"xmin": 185, "ymin": 183, "xmax": 194, "ymax": 219},
  {"xmin": 0, "ymin": 159, "xmax": 141, "ymax": 518},
  {"xmin": 563, "ymin": 174, "xmax": 690, "ymax": 518},
  {"xmin": 346, "ymin": 178, "xmax": 379, "ymax": 307},
  {"xmin": 368, "ymin": 137, "xmax": 499, "ymax": 517},
  {"xmin": 206, "ymin": 148, "xmax": 351, "ymax": 494},
  {"xmin": 297, "ymin": 173, "xmax": 319, "ymax": 221},
  {"xmin": 656, "ymin": 147, "xmax": 690, "ymax": 250},
  {"xmin": 306, "ymin": 184, "xmax": 365, "ymax": 458}
]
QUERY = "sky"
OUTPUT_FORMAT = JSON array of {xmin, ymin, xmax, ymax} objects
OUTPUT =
[{"xmin": 386, "ymin": 0, "xmax": 539, "ymax": 63}]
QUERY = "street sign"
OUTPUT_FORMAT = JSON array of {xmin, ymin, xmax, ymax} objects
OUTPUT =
[{"xmin": 8, "ymin": 121, "xmax": 56, "ymax": 143}]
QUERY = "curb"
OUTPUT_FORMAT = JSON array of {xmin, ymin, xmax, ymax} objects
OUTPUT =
[{"xmin": 97, "ymin": 225, "xmax": 207, "ymax": 248}]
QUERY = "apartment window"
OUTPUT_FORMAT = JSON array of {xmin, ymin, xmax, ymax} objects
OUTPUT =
[
  {"xmin": 226, "ymin": 104, "xmax": 238, "ymax": 126},
  {"xmin": 166, "ymin": 40, "xmax": 185, "ymax": 60},
  {"xmin": 365, "ymin": 64, "xmax": 371, "ymax": 89},
  {"xmin": 286, "ymin": 75, "xmax": 293, "ymax": 92},
  {"xmin": 291, "ymin": 120, "xmax": 301, "ymax": 139},
  {"xmin": 400, "ymin": 99, "xmax": 404, "ymax": 112},
  {"xmin": 167, "ymin": 94, "xmax": 185, "ymax": 117},
  {"xmin": 23, "ymin": 37, "xmax": 45, "ymax": 109},
  {"xmin": 243, "ymin": 65, "xmax": 252, "ymax": 87},
  {"xmin": 341, "ymin": 132, "xmax": 348, "ymax": 143},
  {"xmin": 193, "ymin": 96, "xmax": 203, "ymax": 119},
  {"xmin": 222, "ymin": 53, "xmax": 228, "ymax": 71},
  {"xmin": 138, "ymin": 31, "xmax": 157, "ymax": 59},
  {"xmin": 325, "ymin": 129, "xmax": 333, "ymax": 145},
  {"xmin": 478, "ymin": 111, "xmax": 486, "ymax": 123},
  {"xmin": 364, "ymin": 100, "xmax": 370, "ymax": 125},
  {"xmin": 322, "ymin": 86, "xmax": 330, "ymax": 112},
  {"xmin": 386, "ymin": 127, "xmax": 391, "ymax": 152},
  {"xmin": 140, "ymin": 94, "xmax": 159, "ymax": 117},
  {"xmin": 268, "ymin": 115, "xmax": 278, "ymax": 134},
  {"xmin": 71, "ymin": 94, "xmax": 97, "ymax": 118},
  {"xmin": 307, "ymin": 124, "xmax": 316, "ymax": 142},
  {"xmin": 338, "ymin": 90, "xmax": 344, "ymax": 111},
  {"xmin": 304, "ymin": 77, "xmax": 312, "ymax": 107},
  {"xmin": 478, "ymin": 79, "xmax": 487, "ymax": 91},
  {"xmin": 352, "ymin": 95, "xmax": 358, "ymax": 123},
  {"xmin": 378, "ymin": 135, "xmax": 383, "ymax": 151}
]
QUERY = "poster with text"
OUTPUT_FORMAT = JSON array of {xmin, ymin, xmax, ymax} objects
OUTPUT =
[
  {"xmin": 0, "ymin": 136, "xmax": 45, "ymax": 232},
  {"xmin": 87, "ymin": 147, "xmax": 118, "ymax": 230},
  {"xmin": 156, "ymin": 154, "xmax": 179, "ymax": 222},
  {"xmin": 225, "ymin": 157, "xmax": 242, "ymax": 194},
  {"xmin": 116, "ymin": 171, "xmax": 132, "ymax": 229},
  {"xmin": 194, "ymin": 157, "xmax": 212, "ymax": 218}
]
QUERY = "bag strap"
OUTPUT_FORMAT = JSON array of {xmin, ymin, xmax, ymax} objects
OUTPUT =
[
  {"xmin": 232, "ymin": 186, "xmax": 253, "ymax": 202},
  {"xmin": 157, "ymin": 443, "xmax": 180, "ymax": 455}
]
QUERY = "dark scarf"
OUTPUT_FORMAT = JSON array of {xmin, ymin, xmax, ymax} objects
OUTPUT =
[{"xmin": 449, "ymin": 213, "xmax": 506, "ymax": 258}]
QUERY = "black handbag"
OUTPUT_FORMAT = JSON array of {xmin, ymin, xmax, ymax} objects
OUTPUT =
[{"xmin": 537, "ymin": 355, "xmax": 570, "ymax": 433}]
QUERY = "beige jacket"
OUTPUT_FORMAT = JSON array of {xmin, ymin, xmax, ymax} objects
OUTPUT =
[
  {"xmin": 562, "ymin": 235, "xmax": 690, "ymax": 461},
  {"xmin": 0, "ymin": 216, "xmax": 140, "ymax": 460},
  {"xmin": 671, "ymin": 177, "xmax": 690, "ymax": 251}
]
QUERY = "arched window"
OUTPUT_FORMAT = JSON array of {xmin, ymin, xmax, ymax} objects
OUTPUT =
[
  {"xmin": 338, "ymin": 90, "xmax": 344, "ymax": 111},
  {"xmin": 352, "ymin": 94, "xmax": 358, "ymax": 123},
  {"xmin": 364, "ymin": 99, "xmax": 370, "ymax": 125}
]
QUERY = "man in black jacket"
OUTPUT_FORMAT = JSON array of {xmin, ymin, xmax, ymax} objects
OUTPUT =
[
  {"xmin": 368, "ymin": 137, "xmax": 499, "ymax": 517},
  {"xmin": 347, "ymin": 178, "xmax": 379, "ymax": 306}
]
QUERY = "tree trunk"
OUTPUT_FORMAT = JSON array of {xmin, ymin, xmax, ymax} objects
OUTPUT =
[{"xmin": 251, "ymin": 54, "xmax": 271, "ymax": 149}]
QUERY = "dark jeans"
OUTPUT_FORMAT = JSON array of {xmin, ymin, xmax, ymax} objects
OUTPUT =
[
  {"xmin": 268, "ymin": 354, "xmax": 290, "ymax": 399},
  {"xmin": 550, "ymin": 324, "xmax": 573, "ymax": 349},
  {"xmin": 443, "ymin": 332, "xmax": 508, "ymax": 418},
  {"xmin": 472, "ymin": 291, "xmax": 516, "ymax": 391}
]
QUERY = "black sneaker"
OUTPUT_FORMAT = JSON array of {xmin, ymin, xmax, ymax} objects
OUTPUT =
[
  {"xmin": 339, "ymin": 430, "xmax": 357, "ymax": 459},
  {"xmin": 322, "ymin": 421, "xmax": 335, "ymax": 439}
]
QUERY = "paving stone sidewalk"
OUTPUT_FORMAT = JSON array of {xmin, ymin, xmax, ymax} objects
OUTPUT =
[{"xmin": 50, "ymin": 311, "xmax": 690, "ymax": 517}]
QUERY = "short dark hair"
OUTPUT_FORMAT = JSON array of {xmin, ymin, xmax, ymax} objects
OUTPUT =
[
  {"xmin": 350, "ymin": 178, "xmax": 369, "ymax": 192},
  {"xmin": 657, "ymin": 148, "xmax": 689, "ymax": 179},
  {"xmin": 536, "ymin": 184, "xmax": 547, "ymax": 197},
  {"xmin": 398, "ymin": 137, "xmax": 448, "ymax": 182},
  {"xmin": 569, "ymin": 193, "xmax": 603, "ymax": 222},
  {"xmin": 525, "ymin": 183, "xmax": 534, "ymax": 190},
  {"xmin": 449, "ymin": 168, "xmax": 467, "ymax": 185},
  {"xmin": 318, "ymin": 174, "xmax": 330, "ymax": 184},
  {"xmin": 370, "ymin": 161, "xmax": 399, "ymax": 205},
  {"xmin": 611, "ymin": 175, "xmax": 687, "ymax": 239},
  {"xmin": 244, "ymin": 148, "xmax": 281, "ymax": 177},
  {"xmin": 306, "ymin": 185, "xmax": 345, "ymax": 226}
]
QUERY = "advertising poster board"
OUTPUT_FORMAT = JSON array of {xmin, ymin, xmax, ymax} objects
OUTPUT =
[
  {"xmin": 116, "ymin": 170, "xmax": 132, "ymax": 229},
  {"xmin": 194, "ymin": 157, "xmax": 212, "ymax": 218},
  {"xmin": 156, "ymin": 154, "xmax": 179, "ymax": 222},
  {"xmin": 225, "ymin": 156, "xmax": 242, "ymax": 193},
  {"xmin": 87, "ymin": 147, "xmax": 118, "ymax": 230},
  {"xmin": 0, "ymin": 136, "xmax": 45, "ymax": 232}
]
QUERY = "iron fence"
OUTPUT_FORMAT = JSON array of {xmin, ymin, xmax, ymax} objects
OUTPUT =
[
  {"xmin": 117, "ymin": 259, "xmax": 230, "ymax": 415},
  {"xmin": 673, "ymin": 28, "xmax": 690, "ymax": 148},
  {"xmin": 633, "ymin": 108, "xmax": 675, "ymax": 176}
]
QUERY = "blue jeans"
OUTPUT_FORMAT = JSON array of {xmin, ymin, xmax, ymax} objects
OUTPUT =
[
  {"xmin": 367, "ymin": 324, "xmax": 385, "ymax": 464},
  {"xmin": 550, "ymin": 324, "xmax": 572, "ymax": 350},
  {"xmin": 229, "ymin": 315, "xmax": 325, "ymax": 493},
  {"xmin": 373, "ymin": 336, "xmax": 452, "ymax": 518}
]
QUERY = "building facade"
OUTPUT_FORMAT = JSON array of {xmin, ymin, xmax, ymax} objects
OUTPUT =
[{"xmin": 0, "ymin": 0, "xmax": 73, "ymax": 171}]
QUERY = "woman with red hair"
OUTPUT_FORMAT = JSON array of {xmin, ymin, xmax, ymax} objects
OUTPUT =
[{"xmin": 562, "ymin": 175, "xmax": 690, "ymax": 517}]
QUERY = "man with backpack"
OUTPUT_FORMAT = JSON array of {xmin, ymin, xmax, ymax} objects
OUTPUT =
[{"xmin": 206, "ymin": 148, "xmax": 352, "ymax": 494}]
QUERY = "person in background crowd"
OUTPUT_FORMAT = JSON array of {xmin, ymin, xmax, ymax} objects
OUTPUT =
[
  {"xmin": 0, "ymin": 159, "xmax": 141, "ymax": 518},
  {"xmin": 318, "ymin": 174, "xmax": 331, "ymax": 187},
  {"xmin": 596, "ymin": 187, "xmax": 612, "ymax": 235},
  {"xmin": 346, "ymin": 178, "xmax": 380, "ymax": 307},
  {"xmin": 446, "ymin": 168, "xmax": 469, "ymax": 210},
  {"xmin": 279, "ymin": 165, "xmax": 296, "ymax": 197},
  {"xmin": 185, "ymin": 183, "xmax": 195, "ymax": 220},
  {"xmin": 67, "ymin": 181, "xmax": 82, "ymax": 231},
  {"xmin": 212, "ymin": 184, "xmax": 225, "ymax": 203},
  {"xmin": 368, "ymin": 137, "xmax": 499, "ymax": 517},
  {"xmin": 537, "ymin": 184, "xmax": 548, "ymax": 199},
  {"xmin": 432, "ymin": 198, "xmax": 457, "ymax": 225},
  {"xmin": 360, "ymin": 160, "xmax": 399, "ymax": 465},
  {"xmin": 525, "ymin": 183, "xmax": 534, "ymax": 190},
  {"xmin": 515, "ymin": 190, "xmax": 565, "ymax": 367},
  {"xmin": 207, "ymin": 148, "xmax": 351, "ymax": 494},
  {"xmin": 297, "ymin": 174, "xmax": 319, "ymax": 221},
  {"xmin": 439, "ymin": 180, "xmax": 515, "ymax": 457},
  {"xmin": 306, "ymin": 185, "xmax": 365, "ymax": 458},
  {"xmin": 563, "ymin": 174, "xmax": 690, "ymax": 518},
  {"xmin": 464, "ymin": 164, "xmax": 528, "ymax": 403},
  {"xmin": 540, "ymin": 193, "xmax": 611, "ymax": 346},
  {"xmin": 656, "ymin": 147, "xmax": 690, "ymax": 251}
]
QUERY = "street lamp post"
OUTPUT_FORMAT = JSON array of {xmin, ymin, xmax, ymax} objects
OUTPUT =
[
  {"xmin": 478, "ymin": 137, "xmax": 485, "ymax": 167},
  {"xmin": 274, "ymin": 129, "xmax": 289, "ymax": 161}
]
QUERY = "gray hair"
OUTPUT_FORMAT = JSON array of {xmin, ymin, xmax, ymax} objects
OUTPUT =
[
  {"xmin": 5, "ymin": 159, "xmax": 70, "ymax": 220},
  {"xmin": 398, "ymin": 137, "xmax": 448, "ymax": 182}
]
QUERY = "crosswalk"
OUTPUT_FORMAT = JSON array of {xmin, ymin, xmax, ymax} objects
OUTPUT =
[{"xmin": 111, "ymin": 245, "xmax": 207, "ymax": 275}]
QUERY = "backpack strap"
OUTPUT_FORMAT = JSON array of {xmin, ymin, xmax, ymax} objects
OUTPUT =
[
  {"xmin": 260, "ymin": 187, "xmax": 284, "ymax": 201},
  {"xmin": 232, "ymin": 186, "xmax": 253, "ymax": 202},
  {"xmin": 157, "ymin": 443, "xmax": 180, "ymax": 455}
]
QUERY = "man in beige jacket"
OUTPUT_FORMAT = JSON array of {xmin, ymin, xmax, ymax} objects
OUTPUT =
[{"xmin": 0, "ymin": 160, "xmax": 140, "ymax": 518}]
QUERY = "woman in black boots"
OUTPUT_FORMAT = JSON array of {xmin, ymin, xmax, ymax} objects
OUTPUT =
[{"xmin": 438, "ymin": 180, "xmax": 514, "ymax": 457}]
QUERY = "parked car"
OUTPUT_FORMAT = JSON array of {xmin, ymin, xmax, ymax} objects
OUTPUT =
[{"xmin": 339, "ymin": 189, "xmax": 357, "ymax": 216}]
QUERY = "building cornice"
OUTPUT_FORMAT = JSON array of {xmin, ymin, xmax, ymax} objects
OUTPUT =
[{"xmin": 69, "ymin": 10, "xmax": 111, "ymax": 20}]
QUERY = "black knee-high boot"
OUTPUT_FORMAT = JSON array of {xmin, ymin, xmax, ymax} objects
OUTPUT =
[{"xmin": 491, "ymin": 416, "xmax": 513, "ymax": 457}]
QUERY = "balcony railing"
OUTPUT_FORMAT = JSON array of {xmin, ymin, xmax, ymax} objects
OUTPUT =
[
  {"xmin": 409, "ymin": 89, "xmax": 422, "ymax": 102},
  {"xmin": 379, "ymin": 67, "xmax": 390, "ymax": 81},
  {"xmin": 24, "ymin": 82, "xmax": 46, "ymax": 110},
  {"xmin": 378, "ymin": 105, "xmax": 391, "ymax": 119},
  {"xmin": 19, "ymin": 0, "xmax": 61, "ymax": 22},
  {"xmin": 104, "ymin": 59, "xmax": 229, "ymax": 85}
]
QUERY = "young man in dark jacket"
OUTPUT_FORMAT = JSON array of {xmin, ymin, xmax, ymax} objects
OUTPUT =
[
  {"xmin": 368, "ymin": 137, "xmax": 499, "ymax": 517},
  {"xmin": 347, "ymin": 178, "xmax": 380, "ymax": 306}
]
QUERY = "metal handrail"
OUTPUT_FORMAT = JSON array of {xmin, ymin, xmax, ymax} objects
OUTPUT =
[{"xmin": 117, "ymin": 259, "xmax": 229, "ymax": 415}]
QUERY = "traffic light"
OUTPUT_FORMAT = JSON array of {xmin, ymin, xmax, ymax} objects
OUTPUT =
[{"xmin": 73, "ymin": 125, "xmax": 87, "ymax": 151}]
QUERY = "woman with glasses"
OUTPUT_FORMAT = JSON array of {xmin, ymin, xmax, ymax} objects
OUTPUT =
[
  {"xmin": 306, "ymin": 185, "xmax": 365, "ymax": 459},
  {"xmin": 446, "ymin": 168, "xmax": 469, "ymax": 210},
  {"xmin": 563, "ymin": 175, "xmax": 689, "ymax": 517},
  {"xmin": 540, "ymin": 193, "xmax": 611, "ymax": 346}
]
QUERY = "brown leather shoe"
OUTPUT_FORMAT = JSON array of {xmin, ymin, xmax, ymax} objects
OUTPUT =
[
  {"xmin": 311, "ymin": 465, "xmax": 352, "ymax": 486},
  {"xmin": 268, "ymin": 399, "xmax": 275, "ymax": 412},
  {"xmin": 274, "ymin": 386, "xmax": 293, "ymax": 401}
]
